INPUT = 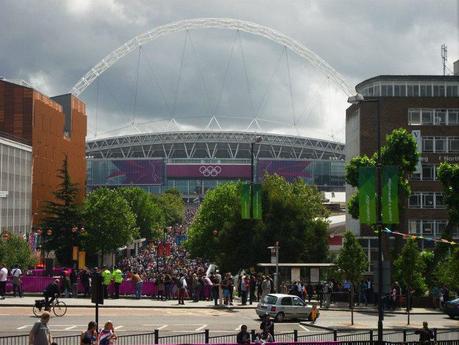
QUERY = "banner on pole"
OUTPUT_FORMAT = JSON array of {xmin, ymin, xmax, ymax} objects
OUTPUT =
[
  {"xmin": 382, "ymin": 166, "xmax": 399, "ymax": 224},
  {"xmin": 358, "ymin": 167, "xmax": 376, "ymax": 224},
  {"xmin": 241, "ymin": 184, "xmax": 250, "ymax": 219},
  {"xmin": 252, "ymin": 184, "xmax": 262, "ymax": 220}
]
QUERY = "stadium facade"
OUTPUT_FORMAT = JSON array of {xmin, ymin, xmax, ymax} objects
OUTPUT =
[{"xmin": 86, "ymin": 131, "xmax": 345, "ymax": 199}]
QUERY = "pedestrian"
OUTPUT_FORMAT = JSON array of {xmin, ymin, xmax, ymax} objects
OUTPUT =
[
  {"xmin": 249, "ymin": 274, "xmax": 257, "ymax": 304},
  {"xmin": 0, "ymin": 263, "xmax": 7, "ymax": 299},
  {"xmin": 62, "ymin": 267, "xmax": 72, "ymax": 298},
  {"xmin": 306, "ymin": 282, "xmax": 314, "ymax": 302},
  {"xmin": 71, "ymin": 268, "xmax": 78, "ymax": 298},
  {"xmin": 236, "ymin": 324, "xmax": 251, "ymax": 344},
  {"xmin": 259, "ymin": 313, "xmax": 275, "ymax": 342},
  {"xmin": 112, "ymin": 266, "xmax": 123, "ymax": 299},
  {"xmin": 441, "ymin": 285, "xmax": 449, "ymax": 309},
  {"xmin": 317, "ymin": 282, "xmax": 323, "ymax": 308},
  {"xmin": 79, "ymin": 268, "xmax": 91, "ymax": 298},
  {"xmin": 240, "ymin": 275, "xmax": 249, "ymax": 305},
  {"xmin": 358, "ymin": 280, "xmax": 367, "ymax": 306},
  {"xmin": 80, "ymin": 321, "xmax": 97, "ymax": 345},
  {"xmin": 101, "ymin": 266, "xmax": 112, "ymax": 299},
  {"xmin": 131, "ymin": 271, "xmax": 143, "ymax": 299},
  {"xmin": 156, "ymin": 274, "xmax": 165, "ymax": 301},
  {"xmin": 415, "ymin": 321, "xmax": 434, "ymax": 344},
  {"xmin": 98, "ymin": 321, "xmax": 117, "ymax": 345},
  {"xmin": 261, "ymin": 276, "xmax": 271, "ymax": 301},
  {"xmin": 210, "ymin": 273, "xmax": 219, "ymax": 306},
  {"xmin": 11, "ymin": 264, "xmax": 23, "ymax": 297},
  {"xmin": 215, "ymin": 270, "xmax": 223, "ymax": 305},
  {"xmin": 323, "ymin": 282, "xmax": 331, "ymax": 309},
  {"xmin": 178, "ymin": 273, "xmax": 187, "ymax": 305},
  {"xmin": 431, "ymin": 286, "xmax": 440, "ymax": 309},
  {"xmin": 255, "ymin": 329, "xmax": 273, "ymax": 344},
  {"xmin": 29, "ymin": 311, "xmax": 52, "ymax": 345}
]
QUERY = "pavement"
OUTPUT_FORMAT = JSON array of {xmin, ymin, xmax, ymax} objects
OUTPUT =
[{"xmin": 0, "ymin": 295, "xmax": 444, "ymax": 314}]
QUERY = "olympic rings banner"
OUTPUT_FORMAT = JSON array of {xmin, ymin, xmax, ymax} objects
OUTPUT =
[{"xmin": 166, "ymin": 164, "xmax": 251, "ymax": 179}]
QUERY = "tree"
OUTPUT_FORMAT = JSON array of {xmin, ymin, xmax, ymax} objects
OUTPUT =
[
  {"xmin": 336, "ymin": 231, "xmax": 368, "ymax": 325},
  {"xmin": 435, "ymin": 163, "xmax": 459, "ymax": 261},
  {"xmin": 41, "ymin": 156, "xmax": 83, "ymax": 266},
  {"xmin": 0, "ymin": 234, "xmax": 37, "ymax": 269},
  {"xmin": 158, "ymin": 189, "xmax": 185, "ymax": 226},
  {"xmin": 393, "ymin": 238, "xmax": 427, "ymax": 296},
  {"xmin": 117, "ymin": 187, "xmax": 165, "ymax": 240},
  {"xmin": 186, "ymin": 174, "xmax": 330, "ymax": 272},
  {"xmin": 345, "ymin": 128, "xmax": 419, "ymax": 219},
  {"xmin": 83, "ymin": 188, "xmax": 138, "ymax": 259},
  {"xmin": 435, "ymin": 247, "xmax": 459, "ymax": 291}
]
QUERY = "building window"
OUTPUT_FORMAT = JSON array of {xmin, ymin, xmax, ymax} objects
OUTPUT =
[
  {"xmin": 434, "ymin": 137, "xmax": 447, "ymax": 153},
  {"xmin": 422, "ymin": 221, "xmax": 434, "ymax": 235},
  {"xmin": 408, "ymin": 109, "xmax": 421, "ymax": 125},
  {"xmin": 433, "ymin": 85, "xmax": 445, "ymax": 97},
  {"xmin": 421, "ymin": 109, "xmax": 433, "ymax": 125},
  {"xmin": 422, "ymin": 192, "xmax": 434, "ymax": 208},
  {"xmin": 408, "ymin": 193, "xmax": 421, "ymax": 208},
  {"xmin": 409, "ymin": 220, "xmax": 421, "ymax": 234},
  {"xmin": 381, "ymin": 84, "xmax": 393, "ymax": 96},
  {"xmin": 407, "ymin": 85, "xmax": 419, "ymax": 97},
  {"xmin": 422, "ymin": 165, "xmax": 435, "ymax": 180},
  {"xmin": 446, "ymin": 85, "xmax": 459, "ymax": 97},
  {"xmin": 449, "ymin": 110, "xmax": 459, "ymax": 125},
  {"xmin": 434, "ymin": 110, "xmax": 447, "ymax": 125},
  {"xmin": 423, "ymin": 137, "xmax": 434, "ymax": 152},
  {"xmin": 420, "ymin": 84, "xmax": 432, "ymax": 97},
  {"xmin": 394, "ymin": 85, "xmax": 406, "ymax": 96},
  {"xmin": 437, "ymin": 221, "xmax": 448, "ymax": 237},
  {"xmin": 435, "ymin": 193, "xmax": 445, "ymax": 209},
  {"xmin": 449, "ymin": 137, "xmax": 459, "ymax": 153}
]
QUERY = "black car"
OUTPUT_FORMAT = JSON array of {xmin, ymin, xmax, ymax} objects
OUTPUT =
[{"xmin": 445, "ymin": 298, "xmax": 459, "ymax": 319}]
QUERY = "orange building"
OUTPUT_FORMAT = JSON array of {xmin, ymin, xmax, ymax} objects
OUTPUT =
[{"xmin": 0, "ymin": 79, "xmax": 87, "ymax": 227}]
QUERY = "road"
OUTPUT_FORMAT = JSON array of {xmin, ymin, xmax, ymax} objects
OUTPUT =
[{"xmin": 0, "ymin": 307, "xmax": 456, "ymax": 337}]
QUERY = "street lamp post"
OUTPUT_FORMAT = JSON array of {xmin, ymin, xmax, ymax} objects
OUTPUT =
[
  {"xmin": 348, "ymin": 94, "xmax": 384, "ymax": 344},
  {"xmin": 268, "ymin": 242, "xmax": 280, "ymax": 292},
  {"xmin": 250, "ymin": 136, "xmax": 262, "ymax": 219}
]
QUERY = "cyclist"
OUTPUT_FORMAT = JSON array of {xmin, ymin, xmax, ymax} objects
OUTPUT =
[{"xmin": 43, "ymin": 279, "xmax": 61, "ymax": 310}]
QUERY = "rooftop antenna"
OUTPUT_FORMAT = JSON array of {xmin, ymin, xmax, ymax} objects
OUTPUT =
[{"xmin": 441, "ymin": 44, "xmax": 447, "ymax": 76}]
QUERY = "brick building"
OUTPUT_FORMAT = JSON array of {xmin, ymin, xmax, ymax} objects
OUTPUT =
[
  {"xmin": 0, "ymin": 79, "xmax": 87, "ymax": 229},
  {"xmin": 345, "ymin": 64, "xmax": 459, "ymax": 272}
]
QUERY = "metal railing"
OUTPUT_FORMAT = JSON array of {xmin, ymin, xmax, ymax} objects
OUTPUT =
[{"xmin": 2, "ymin": 327, "xmax": 459, "ymax": 345}]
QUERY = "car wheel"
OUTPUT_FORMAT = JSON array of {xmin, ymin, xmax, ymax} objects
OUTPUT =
[{"xmin": 275, "ymin": 312, "xmax": 285, "ymax": 322}]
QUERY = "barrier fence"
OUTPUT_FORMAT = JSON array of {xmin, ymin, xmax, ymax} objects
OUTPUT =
[{"xmin": 2, "ymin": 328, "xmax": 458, "ymax": 345}]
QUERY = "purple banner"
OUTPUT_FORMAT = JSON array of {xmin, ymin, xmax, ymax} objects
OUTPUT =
[
  {"xmin": 258, "ymin": 160, "xmax": 312, "ymax": 182},
  {"xmin": 167, "ymin": 164, "xmax": 251, "ymax": 179},
  {"xmin": 90, "ymin": 160, "xmax": 164, "ymax": 185}
]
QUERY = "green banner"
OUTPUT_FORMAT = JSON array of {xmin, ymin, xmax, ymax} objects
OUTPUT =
[
  {"xmin": 253, "ymin": 184, "xmax": 263, "ymax": 220},
  {"xmin": 359, "ymin": 167, "xmax": 376, "ymax": 224},
  {"xmin": 241, "ymin": 184, "xmax": 250, "ymax": 219},
  {"xmin": 382, "ymin": 166, "xmax": 399, "ymax": 224}
]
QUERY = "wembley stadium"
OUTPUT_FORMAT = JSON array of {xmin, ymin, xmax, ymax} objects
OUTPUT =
[{"xmin": 86, "ymin": 130, "xmax": 345, "ymax": 199}]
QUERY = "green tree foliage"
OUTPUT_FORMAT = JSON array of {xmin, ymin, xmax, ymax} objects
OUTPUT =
[
  {"xmin": 393, "ymin": 239, "xmax": 426, "ymax": 295},
  {"xmin": 420, "ymin": 251, "xmax": 436, "ymax": 290},
  {"xmin": 345, "ymin": 128, "xmax": 419, "ymax": 219},
  {"xmin": 83, "ymin": 188, "xmax": 138, "ymax": 255},
  {"xmin": 0, "ymin": 234, "xmax": 37, "ymax": 269},
  {"xmin": 435, "ymin": 248, "xmax": 459, "ymax": 291},
  {"xmin": 336, "ymin": 231, "xmax": 368, "ymax": 286},
  {"xmin": 186, "ymin": 175, "xmax": 329, "ymax": 272},
  {"xmin": 41, "ymin": 157, "xmax": 83, "ymax": 266},
  {"xmin": 158, "ymin": 189, "xmax": 185, "ymax": 226},
  {"xmin": 117, "ymin": 187, "xmax": 165, "ymax": 240}
]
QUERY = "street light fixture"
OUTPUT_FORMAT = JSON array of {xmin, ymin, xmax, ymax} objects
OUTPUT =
[
  {"xmin": 250, "ymin": 136, "xmax": 262, "ymax": 219},
  {"xmin": 267, "ymin": 241, "xmax": 280, "ymax": 293},
  {"xmin": 348, "ymin": 93, "xmax": 384, "ymax": 345}
]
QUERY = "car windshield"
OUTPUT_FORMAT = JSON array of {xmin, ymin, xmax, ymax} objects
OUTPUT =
[{"xmin": 263, "ymin": 295, "xmax": 278, "ymax": 304}]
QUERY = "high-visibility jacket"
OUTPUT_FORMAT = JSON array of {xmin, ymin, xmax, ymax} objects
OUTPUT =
[
  {"xmin": 113, "ymin": 269, "xmax": 123, "ymax": 284},
  {"xmin": 102, "ymin": 269, "xmax": 112, "ymax": 286}
]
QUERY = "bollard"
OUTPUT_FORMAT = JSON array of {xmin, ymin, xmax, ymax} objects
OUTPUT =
[
  {"xmin": 293, "ymin": 329, "xmax": 298, "ymax": 342},
  {"xmin": 434, "ymin": 328, "xmax": 437, "ymax": 341},
  {"xmin": 403, "ymin": 329, "xmax": 407, "ymax": 343},
  {"xmin": 154, "ymin": 329, "xmax": 159, "ymax": 344},
  {"xmin": 369, "ymin": 329, "xmax": 373, "ymax": 345},
  {"xmin": 205, "ymin": 329, "xmax": 209, "ymax": 344},
  {"xmin": 333, "ymin": 329, "xmax": 337, "ymax": 342},
  {"xmin": 251, "ymin": 329, "xmax": 256, "ymax": 342}
]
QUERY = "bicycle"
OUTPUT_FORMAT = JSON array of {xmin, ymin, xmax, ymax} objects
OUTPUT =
[{"xmin": 33, "ymin": 297, "xmax": 67, "ymax": 317}]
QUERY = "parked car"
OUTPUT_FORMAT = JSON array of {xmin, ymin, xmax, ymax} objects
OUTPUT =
[
  {"xmin": 445, "ymin": 298, "xmax": 459, "ymax": 319},
  {"xmin": 256, "ymin": 293, "xmax": 319, "ymax": 322}
]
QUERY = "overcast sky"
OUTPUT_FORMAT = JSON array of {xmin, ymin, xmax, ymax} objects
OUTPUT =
[{"xmin": 1, "ymin": 0, "xmax": 458, "ymax": 142}]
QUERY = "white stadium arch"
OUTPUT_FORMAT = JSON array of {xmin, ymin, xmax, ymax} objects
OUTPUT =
[{"xmin": 70, "ymin": 17, "xmax": 353, "ymax": 97}]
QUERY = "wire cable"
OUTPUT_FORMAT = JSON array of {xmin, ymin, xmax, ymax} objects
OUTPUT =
[
  {"xmin": 172, "ymin": 30, "xmax": 189, "ymax": 116},
  {"xmin": 237, "ymin": 30, "xmax": 255, "ymax": 115},
  {"xmin": 131, "ymin": 46, "xmax": 142, "ymax": 124}
]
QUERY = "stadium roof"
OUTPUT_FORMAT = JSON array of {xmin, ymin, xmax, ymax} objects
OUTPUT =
[{"xmin": 86, "ymin": 131, "xmax": 345, "ymax": 161}]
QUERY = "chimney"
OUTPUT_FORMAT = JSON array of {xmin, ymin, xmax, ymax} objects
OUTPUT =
[{"xmin": 454, "ymin": 59, "xmax": 459, "ymax": 76}]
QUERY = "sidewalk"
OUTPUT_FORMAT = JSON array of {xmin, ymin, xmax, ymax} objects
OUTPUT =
[{"xmin": 0, "ymin": 296, "xmax": 443, "ymax": 314}]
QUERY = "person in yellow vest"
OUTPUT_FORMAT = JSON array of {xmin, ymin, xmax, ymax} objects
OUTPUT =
[
  {"xmin": 112, "ymin": 266, "xmax": 123, "ymax": 299},
  {"xmin": 101, "ymin": 266, "xmax": 112, "ymax": 299}
]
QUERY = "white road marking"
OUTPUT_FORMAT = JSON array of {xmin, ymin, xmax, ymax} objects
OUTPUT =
[
  {"xmin": 17, "ymin": 325, "xmax": 30, "ymax": 330},
  {"xmin": 299, "ymin": 324, "xmax": 311, "ymax": 332},
  {"xmin": 195, "ymin": 324, "xmax": 207, "ymax": 331},
  {"xmin": 157, "ymin": 325, "xmax": 168, "ymax": 330},
  {"xmin": 235, "ymin": 324, "xmax": 243, "ymax": 331},
  {"xmin": 114, "ymin": 326, "xmax": 124, "ymax": 330},
  {"xmin": 64, "ymin": 326, "xmax": 77, "ymax": 331}
]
